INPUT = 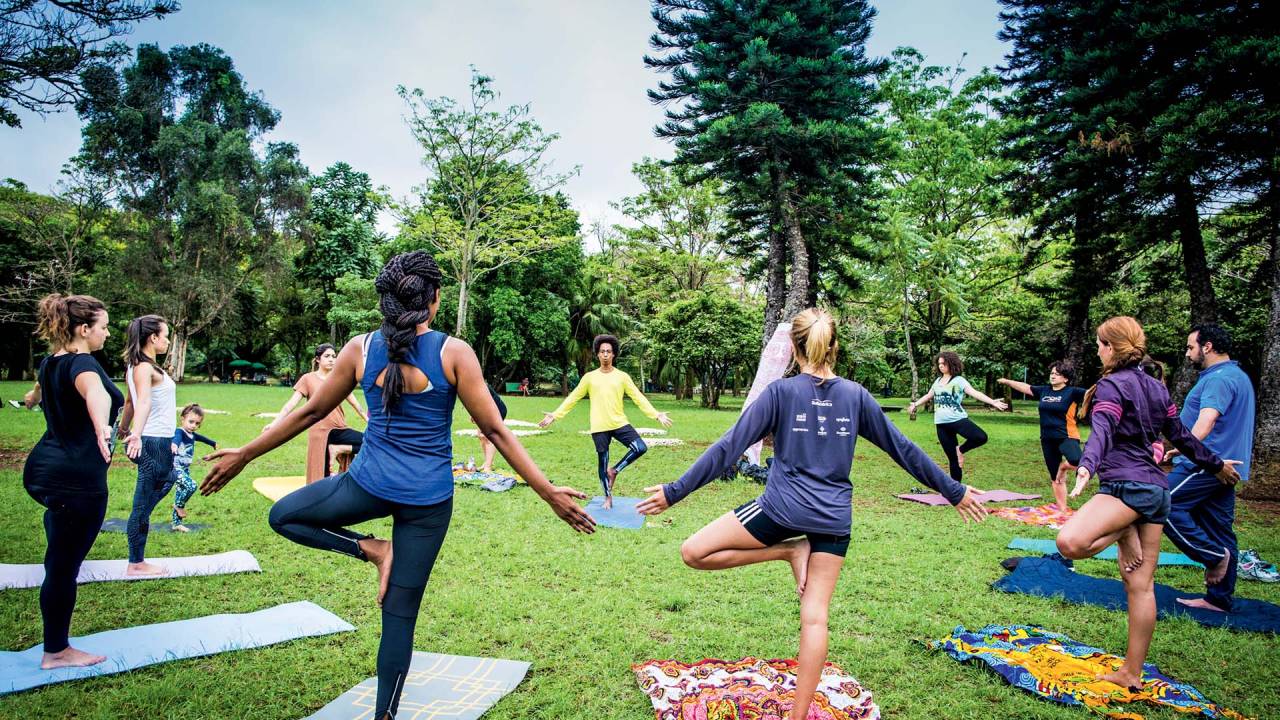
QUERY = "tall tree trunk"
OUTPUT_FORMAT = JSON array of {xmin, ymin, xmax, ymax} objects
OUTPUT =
[
  {"xmin": 778, "ymin": 189, "xmax": 809, "ymax": 318},
  {"xmin": 454, "ymin": 276, "xmax": 470, "ymax": 339},
  {"xmin": 902, "ymin": 285, "xmax": 920, "ymax": 400},
  {"xmin": 762, "ymin": 224, "xmax": 787, "ymax": 346},
  {"xmin": 1171, "ymin": 178, "xmax": 1217, "ymax": 401},
  {"xmin": 1243, "ymin": 178, "xmax": 1280, "ymax": 500},
  {"xmin": 166, "ymin": 328, "xmax": 189, "ymax": 382}
]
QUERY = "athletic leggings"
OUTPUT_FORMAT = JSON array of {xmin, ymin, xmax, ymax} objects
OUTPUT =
[
  {"xmin": 591, "ymin": 425, "xmax": 647, "ymax": 497},
  {"xmin": 268, "ymin": 472, "xmax": 451, "ymax": 719},
  {"xmin": 127, "ymin": 436, "xmax": 175, "ymax": 563},
  {"xmin": 172, "ymin": 468, "xmax": 196, "ymax": 526},
  {"xmin": 935, "ymin": 418, "xmax": 988, "ymax": 483},
  {"xmin": 27, "ymin": 488, "xmax": 107, "ymax": 652}
]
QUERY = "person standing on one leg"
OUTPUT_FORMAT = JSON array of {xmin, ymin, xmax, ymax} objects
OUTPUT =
[
  {"xmin": 907, "ymin": 351, "xmax": 1008, "ymax": 484},
  {"xmin": 539, "ymin": 335, "xmax": 672, "ymax": 510},
  {"xmin": 1056, "ymin": 316, "xmax": 1239, "ymax": 691},
  {"xmin": 471, "ymin": 387, "xmax": 507, "ymax": 473},
  {"xmin": 638, "ymin": 308, "xmax": 986, "ymax": 720},
  {"xmin": 23, "ymin": 294, "xmax": 123, "ymax": 670},
  {"xmin": 119, "ymin": 315, "xmax": 177, "ymax": 577},
  {"xmin": 171, "ymin": 404, "xmax": 217, "ymax": 532},
  {"xmin": 999, "ymin": 361, "xmax": 1087, "ymax": 510},
  {"xmin": 1163, "ymin": 324, "xmax": 1255, "ymax": 612},
  {"xmin": 200, "ymin": 251, "xmax": 595, "ymax": 720}
]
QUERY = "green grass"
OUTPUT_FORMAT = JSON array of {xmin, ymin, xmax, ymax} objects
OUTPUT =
[{"xmin": 0, "ymin": 381, "xmax": 1276, "ymax": 719}]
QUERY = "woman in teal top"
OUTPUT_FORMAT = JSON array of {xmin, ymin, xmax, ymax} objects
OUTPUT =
[
  {"xmin": 907, "ymin": 351, "xmax": 1007, "ymax": 483},
  {"xmin": 200, "ymin": 251, "xmax": 596, "ymax": 719}
]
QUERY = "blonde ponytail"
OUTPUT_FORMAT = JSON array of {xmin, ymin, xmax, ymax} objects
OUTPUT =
[{"xmin": 790, "ymin": 308, "xmax": 839, "ymax": 373}]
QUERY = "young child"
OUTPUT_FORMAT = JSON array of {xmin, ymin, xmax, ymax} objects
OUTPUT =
[{"xmin": 171, "ymin": 404, "xmax": 217, "ymax": 532}]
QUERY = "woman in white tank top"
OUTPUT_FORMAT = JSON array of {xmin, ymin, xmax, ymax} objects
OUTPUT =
[{"xmin": 121, "ymin": 315, "xmax": 177, "ymax": 577}]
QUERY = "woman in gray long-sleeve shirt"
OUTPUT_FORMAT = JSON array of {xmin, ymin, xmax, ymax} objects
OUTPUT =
[
  {"xmin": 1056, "ymin": 316, "xmax": 1239, "ymax": 692},
  {"xmin": 638, "ymin": 308, "xmax": 986, "ymax": 720}
]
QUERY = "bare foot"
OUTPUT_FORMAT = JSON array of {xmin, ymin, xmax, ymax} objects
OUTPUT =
[
  {"xmin": 41, "ymin": 646, "xmax": 107, "ymax": 670},
  {"xmin": 603, "ymin": 496, "xmax": 614, "ymax": 511},
  {"xmin": 359, "ymin": 538, "xmax": 393, "ymax": 607},
  {"xmin": 479, "ymin": 465, "xmax": 493, "ymax": 473},
  {"xmin": 1205, "ymin": 550, "xmax": 1231, "ymax": 585},
  {"xmin": 956, "ymin": 449, "xmax": 965, "ymax": 469},
  {"xmin": 171, "ymin": 524, "xmax": 190, "ymax": 533},
  {"xmin": 606, "ymin": 467, "xmax": 618, "ymax": 494},
  {"xmin": 1176, "ymin": 597, "xmax": 1226, "ymax": 612},
  {"xmin": 1117, "ymin": 526, "xmax": 1144, "ymax": 572},
  {"xmin": 175, "ymin": 507, "xmax": 188, "ymax": 519},
  {"xmin": 125, "ymin": 561, "xmax": 168, "ymax": 577},
  {"xmin": 1097, "ymin": 667, "xmax": 1144, "ymax": 692},
  {"xmin": 787, "ymin": 539, "xmax": 811, "ymax": 597}
]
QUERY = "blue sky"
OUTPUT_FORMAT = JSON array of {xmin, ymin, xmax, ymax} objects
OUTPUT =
[{"xmin": 0, "ymin": 0, "xmax": 1008, "ymax": 231}]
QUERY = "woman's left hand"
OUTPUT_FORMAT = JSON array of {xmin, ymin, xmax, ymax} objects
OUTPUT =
[
  {"xmin": 637, "ymin": 485, "xmax": 670, "ymax": 515},
  {"xmin": 542, "ymin": 485, "xmax": 595, "ymax": 533},
  {"xmin": 1070, "ymin": 466, "xmax": 1091, "ymax": 498},
  {"xmin": 656, "ymin": 412, "xmax": 672, "ymax": 428}
]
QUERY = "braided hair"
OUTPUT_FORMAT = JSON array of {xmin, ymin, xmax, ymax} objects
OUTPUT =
[{"xmin": 374, "ymin": 251, "xmax": 443, "ymax": 411}]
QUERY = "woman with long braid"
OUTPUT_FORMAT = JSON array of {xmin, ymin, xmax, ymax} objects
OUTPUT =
[
  {"xmin": 1056, "ymin": 316, "xmax": 1238, "ymax": 690},
  {"xmin": 538, "ymin": 334, "xmax": 671, "ymax": 509},
  {"xmin": 200, "ymin": 251, "xmax": 596, "ymax": 720},
  {"xmin": 23, "ymin": 294, "xmax": 122, "ymax": 669},
  {"xmin": 119, "ymin": 315, "xmax": 176, "ymax": 577}
]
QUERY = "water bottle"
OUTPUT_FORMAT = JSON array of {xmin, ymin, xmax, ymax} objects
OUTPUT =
[{"xmin": 466, "ymin": 456, "xmax": 476, "ymax": 471}]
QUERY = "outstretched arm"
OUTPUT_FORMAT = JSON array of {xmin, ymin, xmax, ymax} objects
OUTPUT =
[
  {"xmin": 540, "ymin": 376, "xmax": 589, "ymax": 427},
  {"xmin": 624, "ymin": 374, "xmax": 670, "ymax": 427},
  {"xmin": 202, "ymin": 342, "xmax": 361, "ymax": 495},
  {"xmin": 906, "ymin": 389, "xmax": 935, "ymax": 413},
  {"xmin": 964, "ymin": 384, "xmax": 1009, "ymax": 411},
  {"xmin": 997, "ymin": 378, "xmax": 1033, "ymax": 397},
  {"xmin": 263, "ymin": 391, "xmax": 305, "ymax": 433}
]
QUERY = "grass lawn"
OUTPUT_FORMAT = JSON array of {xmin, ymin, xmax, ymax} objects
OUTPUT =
[{"xmin": 0, "ymin": 380, "xmax": 1276, "ymax": 719}]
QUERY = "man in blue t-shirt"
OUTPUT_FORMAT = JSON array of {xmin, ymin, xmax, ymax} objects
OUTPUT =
[{"xmin": 1164, "ymin": 324, "xmax": 1256, "ymax": 612}]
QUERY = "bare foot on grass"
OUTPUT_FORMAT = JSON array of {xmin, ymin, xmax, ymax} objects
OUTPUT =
[
  {"xmin": 1205, "ymin": 550, "xmax": 1231, "ymax": 585},
  {"xmin": 41, "ymin": 646, "xmax": 106, "ymax": 670},
  {"xmin": 1176, "ymin": 597, "xmax": 1226, "ymax": 612},
  {"xmin": 125, "ymin": 561, "xmax": 167, "ymax": 577},
  {"xmin": 1117, "ymin": 526, "xmax": 1144, "ymax": 573},
  {"xmin": 171, "ymin": 524, "xmax": 190, "ymax": 533},
  {"xmin": 1097, "ymin": 667, "xmax": 1144, "ymax": 692},
  {"xmin": 787, "ymin": 539, "xmax": 811, "ymax": 597},
  {"xmin": 359, "ymin": 538, "xmax": 393, "ymax": 607}
]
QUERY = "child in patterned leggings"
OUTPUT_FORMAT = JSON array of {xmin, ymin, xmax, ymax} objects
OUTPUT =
[{"xmin": 171, "ymin": 404, "xmax": 217, "ymax": 532}]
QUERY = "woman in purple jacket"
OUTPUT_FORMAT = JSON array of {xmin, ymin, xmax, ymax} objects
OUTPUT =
[
  {"xmin": 638, "ymin": 308, "xmax": 986, "ymax": 720},
  {"xmin": 1057, "ymin": 316, "xmax": 1239, "ymax": 691}
]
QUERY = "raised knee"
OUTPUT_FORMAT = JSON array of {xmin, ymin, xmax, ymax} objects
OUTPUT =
[
  {"xmin": 267, "ymin": 503, "xmax": 289, "ymax": 535},
  {"xmin": 1056, "ymin": 535, "xmax": 1087, "ymax": 559},
  {"xmin": 632, "ymin": 439, "xmax": 648, "ymax": 456},
  {"xmin": 680, "ymin": 540, "xmax": 706, "ymax": 569}
]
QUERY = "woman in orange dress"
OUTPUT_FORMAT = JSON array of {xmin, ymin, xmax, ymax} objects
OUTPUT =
[{"xmin": 263, "ymin": 344, "xmax": 368, "ymax": 482}]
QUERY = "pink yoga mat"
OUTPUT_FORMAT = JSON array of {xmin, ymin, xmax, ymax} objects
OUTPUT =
[{"xmin": 895, "ymin": 490, "xmax": 1042, "ymax": 506}]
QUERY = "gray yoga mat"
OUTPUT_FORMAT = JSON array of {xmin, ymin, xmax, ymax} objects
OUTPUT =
[{"xmin": 307, "ymin": 652, "xmax": 530, "ymax": 719}]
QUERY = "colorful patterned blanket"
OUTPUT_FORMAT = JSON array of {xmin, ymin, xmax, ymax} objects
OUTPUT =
[
  {"xmin": 989, "ymin": 503, "xmax": 1076, "ymax": 529},
  {"xmin": 927, "ymin": 625, "xmax": 1250, "ymax": 719},
  {"xmin": 633, "ymin": 657, "xmax": 879, "ymax": 720}
]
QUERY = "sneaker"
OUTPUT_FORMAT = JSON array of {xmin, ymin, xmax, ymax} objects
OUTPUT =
[
  {"xmin": 1239, "ymin": 549, "xmax": 1279, "ymax": 583},
  {"xmin": 7, "ymin": 400, "xmax": 21, "ymax": 409}
]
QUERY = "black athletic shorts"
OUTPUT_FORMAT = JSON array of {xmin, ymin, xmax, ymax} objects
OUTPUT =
[
  {"xmin": 733, "ymin": 499, "xmax": 850, "ymax": 557},
  {"xmin": 1098, "ymin": 480, "xmax": 1170, "ymax": 525},
  {"xmin": 1059, "ymin": 438, "xmax": 1083, "ymax": 465},
  {"xmin": 592, "ymin": 424, "xmax": 641, "ymax": 454}
]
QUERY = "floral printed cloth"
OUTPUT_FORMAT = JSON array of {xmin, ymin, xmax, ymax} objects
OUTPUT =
[{"xmin": 989, "ymin": 503, "xmax": 1076, "ymax": 529}]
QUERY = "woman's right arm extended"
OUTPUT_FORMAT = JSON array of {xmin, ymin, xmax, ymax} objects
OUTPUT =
[
  {"xmin": 202, "ymin": 344, "xmax": 360, "ymax": 495},
  {"xmin": 73, "ymin": 369, "xmax": 113, "ymax": 463}
]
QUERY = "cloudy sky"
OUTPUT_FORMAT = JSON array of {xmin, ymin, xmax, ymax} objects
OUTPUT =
[{"xmin": 0, "ymin": 0, "xmax": 1008, "ymax": 232}]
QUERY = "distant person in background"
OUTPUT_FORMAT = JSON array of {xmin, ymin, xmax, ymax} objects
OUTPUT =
[
  {"xmin": 998, "ymin": 361, "xmax": 1087, "ymax": 510},
  {"xmin": 519, "ymin": 377, "xmax": 530, "ymax": 397},
  {"xmin": 263, "ymin": 343, "xmax": 368, "ymax": 483},
  {"xmin": 23, "ymin": 294, "xmax": 122, "ymax": 669},
  {"xmin": 907, "ymin": 351, "xmax": 1009, "ymax": 484}
]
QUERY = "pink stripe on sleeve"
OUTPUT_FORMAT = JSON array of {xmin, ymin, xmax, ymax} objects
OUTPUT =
[
  {"xmin": 1166, "ymin": 404, "xmax": 1178, "ymax": 418},
  {"xmin": 1092, "ymin": 400, "xmax": 1123, "ymax": 420}
]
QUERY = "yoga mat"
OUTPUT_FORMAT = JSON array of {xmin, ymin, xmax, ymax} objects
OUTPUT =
[
  {"xmin": 927, "ymin": 624, "xmax": 1249, "ymax": 720},
  {"xmin": 994, "ymin": 557, "xmax": 1280, "ymax": 633},
  {"xmin": 253, "ymin": 475, "xmax": 306, "ymax": 502},
  {"xmin": 453, "ymin": 470, "xmax": 517, "ymax": 492},
  {"xmin": 634, "ymin": 657, "xmax": 879, "ymax": 720},
  {"xmin": 742, "ymin": 321, "xmax": 792, "ymax": 465},
  {"xmin": 99, "ymin": 518, "xmax": 209, "ymax": 534},
  {"xmin": 0, "ymin": 550, "xmax": 260, "ymax": 590},
  {"xmin": 0, "ymin": 601, "xmax": 354, "ymax": 694},
  {"xmin": 896, "ymin": 489, "xmax": 1042, "ymax": 506},
  {"xmin": 307, "ymin": 652, "xmax": 530, "ymax": 719},
  {"xmin": 989, "ymin": 503, "xmax": 1075, "ymax": 528},
  {"xmin": 1007, "ymin": 537, "xmax": 1202, "ymax": 567},
  {"xmin": 584, "ymin": 496, "xmax": 645, "ymax": 529}
]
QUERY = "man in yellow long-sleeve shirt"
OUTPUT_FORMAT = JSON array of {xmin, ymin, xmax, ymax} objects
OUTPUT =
[{"xmin": 540, "ymin": 334, "xmax": 672, "ymax": 509}]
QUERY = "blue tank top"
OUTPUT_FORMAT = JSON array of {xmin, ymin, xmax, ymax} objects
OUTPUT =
[{"xmin": 348, "ymin": 330, "xmax": 456, "ymax": 505}]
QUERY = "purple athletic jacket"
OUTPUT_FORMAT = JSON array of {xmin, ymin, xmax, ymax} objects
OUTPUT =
[
  {"xmin": 1079, "ymin": 366, "xmax": 1223, "ymax": 488},
  {"xmin": 662, "ymin": 374, "xmax": 966, "ymax": 535}
]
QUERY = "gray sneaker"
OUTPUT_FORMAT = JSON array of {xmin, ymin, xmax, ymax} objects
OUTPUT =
[{"xmin": 1238, "ymin": 549, "xmax": 1280, "ymax": 583}]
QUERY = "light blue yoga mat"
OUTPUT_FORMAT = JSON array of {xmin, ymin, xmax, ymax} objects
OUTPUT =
[
  {"xmin": 307, "ymin": 652, "xmax": 530, "ymax": 719},
  {"xmin": 0, "ymin": 601, "xmax": 354, "ymax": 694},
  {"xmin": 1008, "ymin": 537, "xmax": 1202, "ymax": 567},
  {"xmin": 585, "ymin": 496, "xmax": 645, "ymax": 529}
]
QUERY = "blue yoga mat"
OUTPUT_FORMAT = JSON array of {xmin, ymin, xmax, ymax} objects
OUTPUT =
[
  {"xmin": 994, "ymin": 557, "xmax": 1280, "ymax": 633},
  {"xmin": 584, "ymin": 496, "xmax": 645, "ymax": 529},
  {"xmin": 1007, "ymin": 537, "xmax": 1202, "ymax": 567},
  {"xmin": 99, "ymin": 518, "xmax": 209, "ymax": 533},
  {"xmin": 0, "ymin": 601, "xmax": 354, "ymax": 694},
  {"xmin": 307, "ymin": 652, "xmax": 530, "ymax": 719}
]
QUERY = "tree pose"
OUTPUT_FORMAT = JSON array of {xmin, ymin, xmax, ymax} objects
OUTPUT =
[
  {"xmin": 907, "ymin": 351, "xmax": 1008, "ymax": 483},
  {"xmin": 998, "ymin": 361, "xmax": 1087, "ymax": 510}
]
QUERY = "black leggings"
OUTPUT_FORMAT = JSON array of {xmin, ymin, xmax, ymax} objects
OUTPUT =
[
  {"xmin": 591, "ymin": 425, "xmax": 647, "ymax": 497},
  {"xmin": 27, "ymin": 488, "xmax": 107, "ymax": 652},
  {"xmin": 127, "ymin": 436, "xmax": 175, "ymax": 563},
  {"xmin": 268, "ymin": 472, "xmax": 451, "ymax": 719},
  {"xmin": 323, "ymin": 428, "xmax": 364, "ymax": 477},
  {"xmin": 935, "ymin": 418, "xmax": 988, "ymax": 483}
]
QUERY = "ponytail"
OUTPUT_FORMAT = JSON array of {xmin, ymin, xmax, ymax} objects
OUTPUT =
[
  {"xmin": 311, "ymin": 343, "xmax": 336, "ymax": 372},
  {"xmin": 373, "ymin": 251, "xmax": 443, "ymax": 411},
  {"xmin": 1079, "ymin": 316, "xmax": 1148, "ymax": 421},
  {"xmin": 789, "ymin": 308, "xmax": 839, "ymax": 375},
  {"xmin": 122, "ymin": 315, "xmax": 167, "ymax": 368},
  {"xmin": 35, "ymin": 293, "xmax": 105, "ymax": 350}
]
